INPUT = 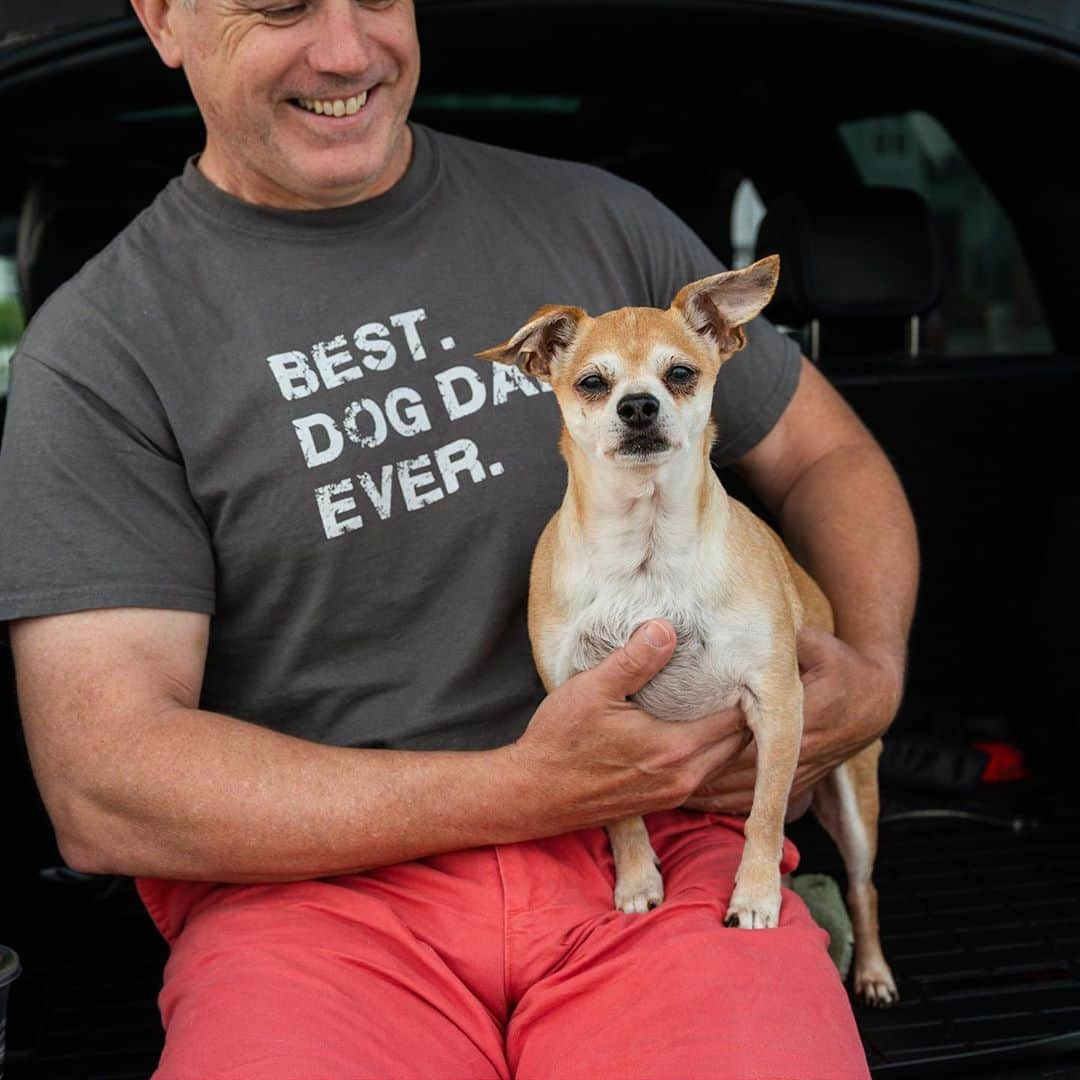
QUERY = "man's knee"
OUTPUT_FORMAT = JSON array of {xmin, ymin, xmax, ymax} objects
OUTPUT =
[{"xmin": 509, "ymin": 893, "xmax": 865, "ymax": 1080}]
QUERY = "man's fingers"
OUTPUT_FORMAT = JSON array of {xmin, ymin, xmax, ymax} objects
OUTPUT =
[{"xmin": 592, "ymin": 620, "xmax": 676, "ymax": 698}]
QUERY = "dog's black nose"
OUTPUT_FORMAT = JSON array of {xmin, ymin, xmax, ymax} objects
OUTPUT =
[{"xmin": 617, "ymin": 394, "xmax": 659, "ymax": 428}]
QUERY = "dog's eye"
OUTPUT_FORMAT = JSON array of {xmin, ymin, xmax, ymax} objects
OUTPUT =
[
  {"xmin": 577, "ymin": 374, "xmax": 609, "ymax": 394},
  {"xmin": 666, "ymin": 365, "xmax": 697, "ymax": 384}
]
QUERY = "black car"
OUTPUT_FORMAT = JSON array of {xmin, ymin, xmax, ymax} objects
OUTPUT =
[{"xmin": 1, "ymin": 1, "xmax": 1079, "ymax": 1076}]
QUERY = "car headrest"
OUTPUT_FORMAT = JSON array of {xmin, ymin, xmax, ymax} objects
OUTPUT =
[
  {"xmin": 16, "ymin": 169, "xmax": 166, "ymax": 321},
  {"xmin": 754, "ymin": 186, "xmax": 944, "ymax": 328}
]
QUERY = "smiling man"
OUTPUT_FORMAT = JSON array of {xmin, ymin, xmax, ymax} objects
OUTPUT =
[
  {"xmin": 0, "ymin": 1, "xmax": 916, "ymax": 1076},
  {"xmin": 168, "ymin": 0, "xmax": 419, "ymax": 206}
]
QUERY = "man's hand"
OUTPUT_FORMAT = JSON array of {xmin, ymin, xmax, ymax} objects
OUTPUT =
[
  {"xmin": 682, "ymin": 628, "xmax": 903, "ymax": 817},
  {"xmin": 505, "ymin": 619, "xmax": 751, "ymax": 835}
]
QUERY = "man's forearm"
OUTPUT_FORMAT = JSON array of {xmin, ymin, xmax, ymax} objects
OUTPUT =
[
  {"xmin": 776, "ymin": 439, "xmax": 918, "ymax": 686},
  {"xmin": 18, "ymin": 610, "xmax": 743, "ymax": 886},
  {"xmin": 737, "ymin": 359, "xmax": 920, "ymax": 690},
  {"xmin": 58, "ymin": 705, "xmax": 532, "ymax": 883}
]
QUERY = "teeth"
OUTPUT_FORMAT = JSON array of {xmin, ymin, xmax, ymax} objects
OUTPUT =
[{"xmin": 297, "ymin": 91, "xmax": 368, "ymax": 116}]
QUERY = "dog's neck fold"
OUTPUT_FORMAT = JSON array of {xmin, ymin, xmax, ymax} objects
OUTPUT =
[{"xmin": 559, "ymin": 424, "xmax": 728, "ymax": 571}]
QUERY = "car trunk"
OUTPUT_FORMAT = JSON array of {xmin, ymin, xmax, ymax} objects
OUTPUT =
[{"xmin": 1, "ymin": 2, "xmax": 1078, "ymax": 1076}]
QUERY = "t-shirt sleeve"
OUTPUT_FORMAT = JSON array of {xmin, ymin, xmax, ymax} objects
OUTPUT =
[
  {"xmin": 0, "ymin": 349, "xmax": 216, "ymax": 621},
  {"xmin": 610, "ymin": 180, "xmax": 803, "ymax": 467}
]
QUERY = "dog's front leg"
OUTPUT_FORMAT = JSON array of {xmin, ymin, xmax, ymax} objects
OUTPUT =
[
  {"xmin": 724, "ymin": 677, "xmax": 802, "ymax": 929},
  {"xmin": 608, "ymin": 815, "xmax": 664, "ymax": 913}
]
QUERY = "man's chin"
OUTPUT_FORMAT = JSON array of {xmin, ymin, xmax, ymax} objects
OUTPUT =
[
  {"xmin": 274, "ymin": 123, "xmax": 412, "ymax": 208},
  {"xmin": 280, "ymin": 147, "xmax": 398, "ymax": 203}
]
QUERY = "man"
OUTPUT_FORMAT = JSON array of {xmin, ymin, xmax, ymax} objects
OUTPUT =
[{"xmin": 0, "ymin": 0, "xmax": 917, "ymax": 1076}]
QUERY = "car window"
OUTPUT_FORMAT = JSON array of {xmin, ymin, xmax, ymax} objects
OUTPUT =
[
  {"xmin": 839, "ymin": 111, "xmax": 1053, "ymax": 357},
  {"xmin": 0, "ymin": 255, "xmax": 23, "ymax": 397},
  {"xmin": 730, "ymin": 179, "xmax": 767, "ymax": 272}
]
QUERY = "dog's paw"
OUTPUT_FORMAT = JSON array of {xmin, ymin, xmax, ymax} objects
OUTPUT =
[
  {"xmin": 614, "ymin": 861, "xmax": 664, "ymax": 914},
  {"xmin": 854, "ymin": 962, "xmax": 899, "ymax": 1007},
  {"xmin": 723, "ymin": 882, "xmax": 781, "ymax": 929}
]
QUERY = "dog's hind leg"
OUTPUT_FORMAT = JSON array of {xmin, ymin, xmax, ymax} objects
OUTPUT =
[
  {"xmin": 608, "ymin": 815, "xmax": 664, "ymax": 914},
  {"xmin": 812, "ymin": 742, "xmax": 899, "ymax": 1006},
  {"xmin": 724, "ymin": 677, "xmax": 802, "ymax": 930}
]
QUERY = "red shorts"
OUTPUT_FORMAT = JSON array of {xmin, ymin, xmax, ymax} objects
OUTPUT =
[{"xmin": 137, "ymin": 811, "xmax": 868, "ymax": 1079}]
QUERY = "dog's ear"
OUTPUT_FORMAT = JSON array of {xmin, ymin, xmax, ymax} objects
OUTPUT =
[
  {"xmin": 475, "ymin": 305, "xmax": 586, "ymax": 381},
  {"xmin": 671, "ymin": 255, "xmax": 780, "ymax": 356}
]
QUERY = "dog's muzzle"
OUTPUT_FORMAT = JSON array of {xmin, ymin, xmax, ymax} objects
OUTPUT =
[{"xmin": 614, "ymin": 394, "xmax": 670, "ymax": 457}]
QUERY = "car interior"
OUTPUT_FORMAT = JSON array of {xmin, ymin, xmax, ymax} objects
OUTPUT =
[{"xmin": 1, "ymin": 2, "xmax": 1078, "ymax": 1076}]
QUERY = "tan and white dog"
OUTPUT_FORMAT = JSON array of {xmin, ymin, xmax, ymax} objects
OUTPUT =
[{"xmin": 477, "ymin": 255, "xmax": 899, "ymax": 1006}]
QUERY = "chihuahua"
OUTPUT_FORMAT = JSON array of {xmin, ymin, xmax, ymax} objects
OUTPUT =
[{"xmin": 477, "ymin": 255, "xmax": 898, "ymax": 1006}]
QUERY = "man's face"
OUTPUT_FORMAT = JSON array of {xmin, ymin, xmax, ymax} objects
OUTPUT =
[{"xmin": 162, "ymin": 0, "xmax": 420, "ymax": 209}]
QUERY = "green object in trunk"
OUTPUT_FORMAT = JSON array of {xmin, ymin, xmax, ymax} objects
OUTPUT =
[{"xmin": 791, "ymin": 874, "xmax": 854, "ymax": 981}]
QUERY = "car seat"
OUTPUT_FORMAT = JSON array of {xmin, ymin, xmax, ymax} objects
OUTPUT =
[{"xmin": 754, "ymin": 186, "xmax": 944, "ymax": 365}]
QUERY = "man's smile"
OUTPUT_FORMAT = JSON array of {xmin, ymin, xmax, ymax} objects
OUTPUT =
[{"xmin": 294, "ymin": 89, "xmax": 370, "ymax": 117}]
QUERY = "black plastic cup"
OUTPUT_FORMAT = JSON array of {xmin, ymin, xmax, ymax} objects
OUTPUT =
[{"xmin": 0, "ymin": 946, "xmax": 20, "ymax": 1080}]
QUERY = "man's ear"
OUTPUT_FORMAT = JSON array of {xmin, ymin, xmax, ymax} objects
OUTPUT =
[
  {"xmin": 475, "ymin": 305, "xmax": 586, "ymax": 382},
  {"xmin": 671, "ymin": 255, "xmax": 780, "ymax": 357},
  {"xmin": 129, "ymin": 0, "xmax": 186, "ymax": 69}
]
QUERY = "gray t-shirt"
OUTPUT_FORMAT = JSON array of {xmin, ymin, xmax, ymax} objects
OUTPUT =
[{"xmin": 0, "ymin": 123, "xmax": 800, "ymax": 750}]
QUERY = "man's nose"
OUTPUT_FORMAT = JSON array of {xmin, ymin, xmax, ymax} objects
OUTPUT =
[
  {"xmin": 617, "ymin": 394, "xmax": 660, "ymax": 428},
  {"xmin": 307, "ymin": 0, "xmax": 375, "ymax": 74}
]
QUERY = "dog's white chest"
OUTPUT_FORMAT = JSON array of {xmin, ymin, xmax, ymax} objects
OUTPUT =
[{"xmin": 551, "ymin": 558, "xmax": 774, "ymax": 722}]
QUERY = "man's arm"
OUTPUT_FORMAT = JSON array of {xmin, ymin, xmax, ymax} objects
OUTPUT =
[
  {"xmin": 686, "ymin": 356, "xmax": 919, "ymax": 812},
  {"xmin": 742, "ymin": 357, "xmax": 918, "ymax": 683},
  {"xmin": 12, "ymin": 607, "xmax": 748, "ymax": 883}
]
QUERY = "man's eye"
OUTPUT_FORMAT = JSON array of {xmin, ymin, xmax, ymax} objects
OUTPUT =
[
  {"xmin": 666, "ymin": 365, "xmax": 696, "ymax": 384},
  {"xmin": 577, "ymin": 374, "xmax": 609, "ymax": 394},
  {"xmin": 262, "ymin": 4, "xmax": 307, "ymax": 20}
]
